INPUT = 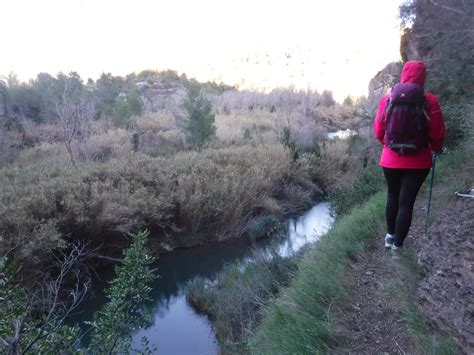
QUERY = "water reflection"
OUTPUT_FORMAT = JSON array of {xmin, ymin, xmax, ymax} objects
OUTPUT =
[
  {"xmin": 132, "ymin": 296, "xmax": 218, "ymax": 355},
  {"xmin": 77, "ymin": 202, "xmax": 334, "ymax": 354},
  {"xmin": 327, "ymin": 129, "xmax": 356, "ymax": 140},
  {"xmin": 281, "ymin": 203, "xmax": 334, "ymax": 256}
]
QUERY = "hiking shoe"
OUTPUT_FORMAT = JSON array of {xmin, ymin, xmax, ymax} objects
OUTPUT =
[{"xmin": 384, "ymin": 233, "xmax": 395, "ymax": 248}]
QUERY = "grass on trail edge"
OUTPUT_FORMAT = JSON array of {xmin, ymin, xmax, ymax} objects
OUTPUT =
[
  {"xmin": 395, "ymin": 252, "xmax": 460, "ymax": 355},
  {"xmin": 250, "ymin": 191, "xmax": 386, "ymax": 354},
  {"xmin": 249, "ymin": 146, "xmax": 468, "ymax": 354}
]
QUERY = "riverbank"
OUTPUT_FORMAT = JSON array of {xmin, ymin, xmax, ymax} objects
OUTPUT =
[
  {"xmin": 71, "ymin": 202, "xmax": 334, "ymax": 353},
  {"xmin": 177, "ymin": 159, "xmax": 383, "ymax": 352},
  {"xmin": 181, "ymin": 133, "xmax": 472, "ymax": 353},
  {"xmin": 0, "ymin": 144, "xmax": 322, "ymax": 262},
  {"xmin": 249, "ymin": 142, "xmax": 472, "ymax": 353},
  {"xmin": 250, "ymin": 191, "xmax": 387, "ymax": 353}
]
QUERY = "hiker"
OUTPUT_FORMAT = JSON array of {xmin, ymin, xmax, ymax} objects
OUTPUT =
[{"xmin": 373, "ymin": 61, "xmax": 445, "ymax": 251}]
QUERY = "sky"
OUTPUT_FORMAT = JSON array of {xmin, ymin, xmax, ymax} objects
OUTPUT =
[{"xmin": 0, "ymin": 0, "xmax": 404, "ymax": 100}]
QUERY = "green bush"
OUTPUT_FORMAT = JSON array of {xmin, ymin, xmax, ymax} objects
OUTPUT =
[
  {"xmin": 187, "ymin": 252, "xmax": 299, "ymax": 352},
  {"xmin": 88, "ymin": 230, "xmax": 157, "ymax": 354},
  {"xmin": 180, "ymin": 81, "xmax": 216, "ymax": 149},
  {"xmin": 441, "ymin": 100, "xmax": 473, "ymax": 148},
  {"xmin": 0, "ymin": 230, "xmax": 156, "ymax": 354},
  {"xmin": 246, "ymin": 215, "xmax": 283, "ymax": 240},
  {"xmin": 329, "ymin": 164, "xmax": 385, "ymax": 216}
]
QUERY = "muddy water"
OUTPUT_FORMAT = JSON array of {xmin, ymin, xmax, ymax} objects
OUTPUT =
[{"xmin": 77, "ymin": 202, "xmax": 334, "ymax": 354}]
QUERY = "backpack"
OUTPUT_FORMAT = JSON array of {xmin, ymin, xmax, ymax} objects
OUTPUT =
[{"xmin": 383, "ymin": 82, "xmax": 429, "ymax": 155}]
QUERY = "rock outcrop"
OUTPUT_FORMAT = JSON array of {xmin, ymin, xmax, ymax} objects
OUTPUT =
[
  {"xmin": 400, "ymin": 0, "xmax": 474, "ymax": 97},
  {"xmin": 365, "ymin": 62, "xmax": 402, "ymax": 116}
]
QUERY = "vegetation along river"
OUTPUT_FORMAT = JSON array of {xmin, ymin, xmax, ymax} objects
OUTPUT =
[{"xmin": 74, "ymin": 202, "xmax": 334, "ymax": 354}]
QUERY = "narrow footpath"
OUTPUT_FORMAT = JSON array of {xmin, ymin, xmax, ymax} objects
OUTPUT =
[{"xmin": 331, "ymin": 191, "xmax": 473, "ymax": 354}]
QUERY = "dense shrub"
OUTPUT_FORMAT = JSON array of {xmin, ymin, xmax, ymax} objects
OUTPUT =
[
  {"xmin": 187, "ymin": 252, "xmax": 299, "ymax": 352},
  {"xmin": 440, "ymin": 100, "xmax": 473, "ymax": 148},
  {"xmin": 329, "ymin": 164, "xmax": 385, "ymax": 216},
  {"xmin": 0, "ymin": 144, "xmax": 315, "ymax": 259},
  {"xmin": 300, "ymin": 139, "xmax": 352, "ymax": 192},
  {"xmin": 246, "ymin": 215, "xmax": 283, "ymax": 240},
  {"xmin": 0, "ymin": 230, "xmax": 156, "ymax": 354}
]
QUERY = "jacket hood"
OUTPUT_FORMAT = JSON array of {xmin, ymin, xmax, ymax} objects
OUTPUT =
[{"xmin": 401, "ymin": 61, "xmax": 426, "ymax": 86}]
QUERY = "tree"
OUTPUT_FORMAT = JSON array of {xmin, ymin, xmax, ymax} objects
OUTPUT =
[
  {"xmin": 127, "ymin": 90, "xmax": 144, "ymax": 117},
  {"xmin": 320, "ymin": 90, "xmax": 336, "ymax": 107},
  {"xmin": 47, "ymin": 72, "xmax": 94, "ymax": 167},
  {"xmin": 0, "ymin": 230, "xmax": 157, "ymax": 354},
  {"xmin": 87, "ymin": 230, "xmax": 156, "ymax": 354},
  {"xmin": 113, "ymin": 95, "xmax": 133, "ymax": 127},
  {"xmin": 180, "ymin": 81, "xmax": 216, "ymax": 149},
  {"xmin": 112, "ymin": 91, "xmax": 144, "ymax": 128},
  {"xmin": 95, "ymin": 73, "xmax": 125, "ymax": 119},
  {"xmin": 0, "ymin": 79, "xmax": 29, "ymax": 159},
  {"xmin": 343, "ymin": 95, "xmax": 354, "ymax": 106},
  {"xmin": 0, "ymin": 244, "xmax": 89, "ymax": 355}
]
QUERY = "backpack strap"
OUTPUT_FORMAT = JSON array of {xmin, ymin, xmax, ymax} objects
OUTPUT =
[
  {"xmin": 422, "ymin": 95, "xmax": 430, "ymax": 122},
  {"xmin": 380, "ymin": 96, "xmax": 391, "ymax": 123},
  {"xmin": 423, "ymin": 108, "xmax": 430, "ymax": 122}
]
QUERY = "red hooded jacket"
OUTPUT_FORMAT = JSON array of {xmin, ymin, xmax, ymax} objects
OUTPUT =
[{"xmin": 373, "ymin": 61, "xmax": 445, "ymax": 169}]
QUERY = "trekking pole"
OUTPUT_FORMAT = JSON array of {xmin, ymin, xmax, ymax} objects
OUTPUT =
[{"xmin": 425, "ymin": 152, "xmax": 437, "ymax": 236}]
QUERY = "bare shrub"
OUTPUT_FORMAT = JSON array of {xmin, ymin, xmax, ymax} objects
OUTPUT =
[
  {"xmin": 289, "ymin": 113, "xmax": 320, "ymax": 150},
  {"xmin": 134, "ymin": 111, "xmax": 184, "ymax": 154},
  {"xmin": 78, "ymin": 128, "xmax": 131, "ymax": 160},
  {"xmin": 13, "ymin": 142, "xmax": 68, "ymax": 165},
  {"xmin": 303, "ymin": 139, "xmax": 352, "ymax": 191},
  {"xmin": 172, "ymin": 145, "xmax": 294, "ymax": 236},
  {"xmin": 214, "ymin": 88, "xmax": 321, "ymax": 114},
  {"xmin": 0, "ymin": 144, "xmax": 316, "ymax": 259},
  {"xmin": 215, "ymin": 110, "xmax": 277, "ymax": 145},
  {"xmin": 135, "ymin": 111, "xmax": 177, "ymax": 132}
]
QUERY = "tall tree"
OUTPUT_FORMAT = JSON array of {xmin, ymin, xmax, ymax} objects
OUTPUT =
[
  {"xmin": 180, "ymin": 81, "xmax": 216, "ymax": 149},
  {"xmin": 47, "ymin": 72, "xmax": 94, "ymax": 167}
]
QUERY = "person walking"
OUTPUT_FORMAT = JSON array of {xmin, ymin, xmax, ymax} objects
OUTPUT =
[{"xmin": 373, "ymin": 61, "xmax": 445, "ymax": 252}]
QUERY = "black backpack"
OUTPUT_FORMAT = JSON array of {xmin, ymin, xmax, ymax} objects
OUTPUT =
[{"xmin": 383, "ymin": 82, "xmax": 429, "ymax": 155}]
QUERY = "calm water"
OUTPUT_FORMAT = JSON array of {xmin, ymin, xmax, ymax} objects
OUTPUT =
[
  {"xmin": 75, "ymin": 202, "xmax": 334, "ymax": 354},
  {"xmin": 327, "ymin": 129, "xmax": 356, "ymax": 140}
]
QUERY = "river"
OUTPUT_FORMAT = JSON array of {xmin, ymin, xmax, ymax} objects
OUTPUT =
[
  {"xmin": 74, "ymin": 202, "xmax": 334, "ymax": 354},
  {"xmin": 327, "ymin": 128, "xmax": 356, "ymax": 140}
]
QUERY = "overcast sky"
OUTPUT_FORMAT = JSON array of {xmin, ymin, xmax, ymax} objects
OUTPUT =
[{"xmin": 1, "ymin": 0, "xmax": 404, "ymax": 99}]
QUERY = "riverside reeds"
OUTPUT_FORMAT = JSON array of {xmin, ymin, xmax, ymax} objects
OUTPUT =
[{"xmin": 0, "ymin": 144, "xmax": 316, "ymax": 259}]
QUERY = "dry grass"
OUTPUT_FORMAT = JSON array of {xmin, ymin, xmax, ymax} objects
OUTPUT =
[
  {"xmin": 215, "ymin": 110, "xmax": 277, "ymax": 145},
  {"xmin": 0, "ymin": 144, "xmax": 316, "ymax": 260}
]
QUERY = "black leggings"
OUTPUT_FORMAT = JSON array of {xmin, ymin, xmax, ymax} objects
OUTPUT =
[{"xmin": 383, "ymin": 168, "xmax": 430, "ymax": 247}]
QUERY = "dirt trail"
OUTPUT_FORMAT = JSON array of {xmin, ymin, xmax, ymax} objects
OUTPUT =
[
  {"xmin": 331, "ymin": 244, "xmax": 416, "ymax": 354},
  {"xmin": 331, "ymin": 192, "xmax": 473, "ymax": 354},
  {"xmin": 412, "ymin": 195, "xmax": 474, "ymax": 353}
]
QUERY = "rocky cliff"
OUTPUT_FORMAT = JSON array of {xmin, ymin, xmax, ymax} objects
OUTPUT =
[
  {"xmin": 365, "ymin": 62, "xmax": 402, "ymax": 116},
  {"xmin": 400, "ymin": 0, "xmax": 474, "ymax": 98}
]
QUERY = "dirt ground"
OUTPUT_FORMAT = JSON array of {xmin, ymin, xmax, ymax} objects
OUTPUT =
[
  {"xmin": 331, "ymin": 192, "xmax": 473, "ymax": 354},
  {"xmin": 412, "ymin": 195, "xmax": 474, "ymax": 353}
]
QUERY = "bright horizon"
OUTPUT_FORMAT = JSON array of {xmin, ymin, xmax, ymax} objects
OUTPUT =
[{"xmin": 1, "ymin": 0, "xmax": 404, "ymax": 100}]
